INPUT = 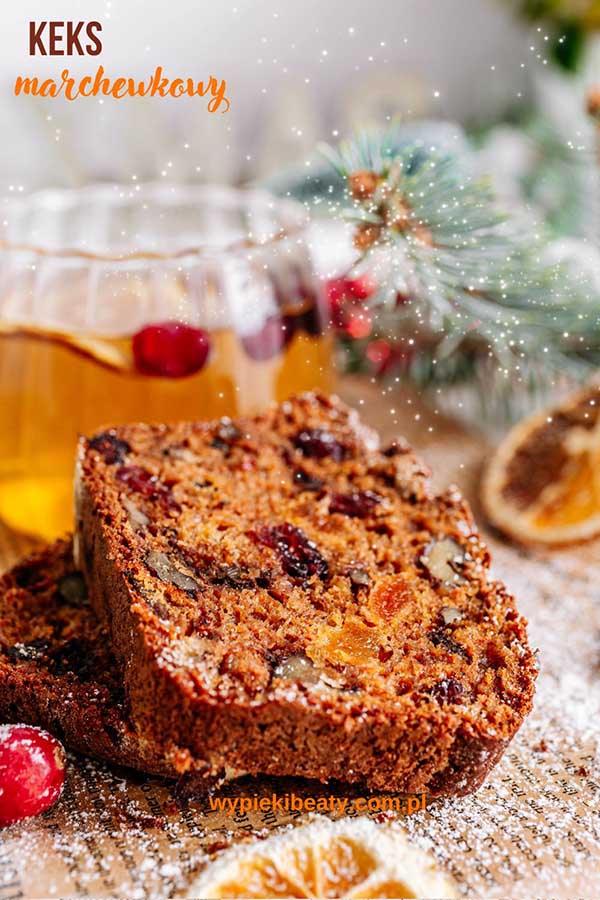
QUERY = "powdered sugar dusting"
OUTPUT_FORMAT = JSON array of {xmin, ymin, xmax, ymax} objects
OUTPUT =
[
  {"xmin": 2, "ymin": 391, "xmax": 599, "ymax": 898},
  {"xmin": 2, "ymin": 527, "xmax": 597, "ymax": 899}
]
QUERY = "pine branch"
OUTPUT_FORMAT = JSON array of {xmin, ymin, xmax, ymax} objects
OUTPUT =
[{"xmin": 321, "ymin": 131, "xmax": 600, "ymax": 387}]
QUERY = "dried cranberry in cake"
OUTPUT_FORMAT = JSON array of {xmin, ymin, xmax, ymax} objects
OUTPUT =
[
  {"xmin": 293, "ymin": 428, "xmax": 348, "ymax": 461},
  {"xmin": 0, "ymin": 724, "xmax": 65, "ymax": 826},
  {"xmin": 254, "ymin": 523, "xmax": 329, "ymax": 581},
  {"xmin": 329, "ymin": 490, "xmax": 382, "ymax": 518},
  {"xmin": 241, "ymin": 316, "xmax": 293, "ymax": 361},
  {"xmin": 88, "ymin": 431, "xmax": 130, "ymax": 465},
  {"xmin": 132, "ymin": 322, "xmax": 210, "ymax": 378},
  {"xmin": 430, "ymin": 677, "xmax": 465, "ymax": 705},
  {"xmin": 116, "ymin": 466, "xmax": 180, "ymax": 513},
  {"xmin": 116, "ymin": 466, "xmax": 154, "ymax": 494}
]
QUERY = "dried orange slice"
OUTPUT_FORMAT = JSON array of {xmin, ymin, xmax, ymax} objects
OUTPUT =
[
  {"xmin": 482, "ymin": 383, "xmax": 600, "ymax": 545},
  {"xmin": 0, "ymin": 322, "xmax": 131, "ymax": 372},
  {"xmin": 186, "ymin": 817, "xmax": 458, "ymax": 899}
]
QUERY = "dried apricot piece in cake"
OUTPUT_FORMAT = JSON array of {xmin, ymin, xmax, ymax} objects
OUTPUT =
[
  {"xmin": 185, "ymin": 817, "xmax": 458, "ymax": 899},
  {"xmin": 482, "ymin": 383, "xmax": 600, "ymax": 545}
]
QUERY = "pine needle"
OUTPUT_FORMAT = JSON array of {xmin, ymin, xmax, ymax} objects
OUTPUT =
[{"xmin": 322, "ymin": 129, "xmax": 600, "ymax": 392}]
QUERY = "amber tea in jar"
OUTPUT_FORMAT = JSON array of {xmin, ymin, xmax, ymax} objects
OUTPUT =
[{"xmin": 0, "ymin": 184, "xmax": 333, "ymax": 539}]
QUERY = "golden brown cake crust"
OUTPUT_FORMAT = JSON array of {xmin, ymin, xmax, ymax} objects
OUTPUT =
[
  {"xmin": 76, "ymin": 393, "xmax": 537, "ymax": 796},
  {"xmin": 0, "ymin": 540, "xmax": 176, "ymax": 777}
]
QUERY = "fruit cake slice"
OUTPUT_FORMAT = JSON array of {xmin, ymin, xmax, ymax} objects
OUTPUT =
[
  {"xmin": 76, "ymin": 393, "xmax": 537, "ymax": 797},
  {"xmin": 0, "ymin": 540, "xmax": 177, "ymax": 777}
]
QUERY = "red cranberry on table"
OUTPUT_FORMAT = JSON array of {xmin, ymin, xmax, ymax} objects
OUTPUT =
[
  {"xmin": 0, "ymin": 725, "xmax": 66, "ymax": 827},
  {"xmin": 132, "ymin": 322, "xmax": 211, "ymax": 378}
]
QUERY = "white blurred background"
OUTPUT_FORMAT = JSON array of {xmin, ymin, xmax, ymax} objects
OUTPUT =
[
  {"xmin": 1, "ymin": 0, "xmax": 536, "ymax": 188},
  {"xmin": 2, "ymin": 0, "xmax": 600, "ymax": 436}
]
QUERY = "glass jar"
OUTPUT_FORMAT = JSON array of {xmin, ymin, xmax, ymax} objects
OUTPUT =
[{"xmin": 0, "ymin": 184, "xmax": 334, "ymax": 539}]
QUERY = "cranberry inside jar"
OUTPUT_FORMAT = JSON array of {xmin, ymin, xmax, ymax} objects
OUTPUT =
[{"xmin": 0, "ymin": 185, "xmax": 333, "ymax": 540}]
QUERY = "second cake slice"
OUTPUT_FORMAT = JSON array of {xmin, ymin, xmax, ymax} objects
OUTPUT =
[{"xmin": 75, "ymin": 393, "xmax": 536, "ymax": 796}]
